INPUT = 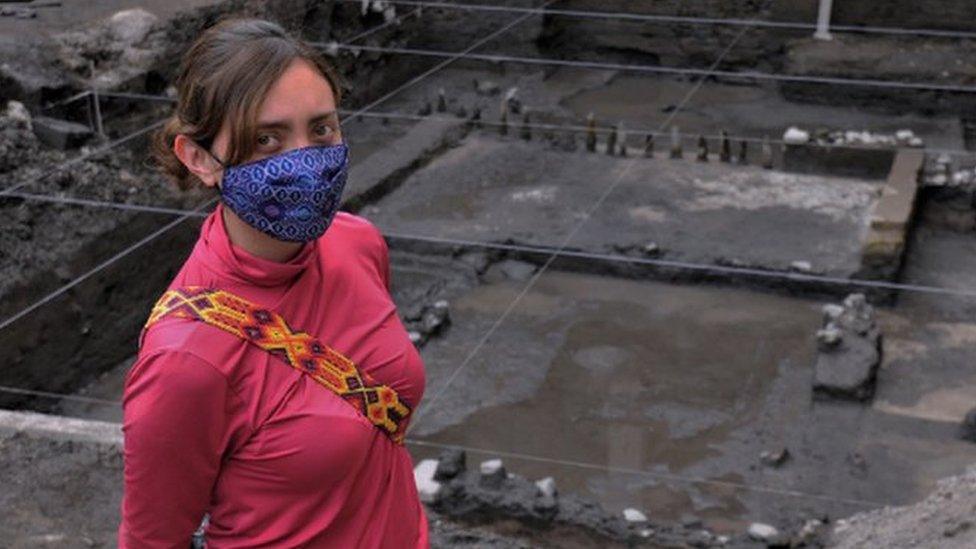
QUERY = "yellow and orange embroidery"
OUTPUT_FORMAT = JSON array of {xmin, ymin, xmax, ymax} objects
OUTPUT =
[{"xmin": 143, "ymin": 287, "xmax": 412, "ymax": 444}]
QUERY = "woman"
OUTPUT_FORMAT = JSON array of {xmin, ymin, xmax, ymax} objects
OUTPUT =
[{"xmin": 118, "ymin": 18, "xmax": 429, "ymax": 548}]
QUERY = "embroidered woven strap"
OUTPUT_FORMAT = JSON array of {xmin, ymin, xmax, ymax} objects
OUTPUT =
[{"xmin": 142, "ymin": 286, "xmax": 411, "ymax": 444}]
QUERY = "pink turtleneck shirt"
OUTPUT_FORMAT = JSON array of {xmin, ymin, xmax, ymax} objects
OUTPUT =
[{"xmin": 118, "ymin": 203, "xmax": 429, "ymax": 548}]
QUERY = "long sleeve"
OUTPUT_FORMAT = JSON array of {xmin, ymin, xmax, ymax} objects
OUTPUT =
[
  {"xmin": 118, "ymin": 349, "xmax": 249, "ymax": 548},
  {"xmin": 357, "ymin": 218, "xmax": 391, "ymax": 291},
  {"xmin": 378, "ymin": 232, "xmax": 391, "ymax": 291}
]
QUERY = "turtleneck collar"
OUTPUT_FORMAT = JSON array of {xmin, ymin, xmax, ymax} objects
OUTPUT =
[{"xmin": 195, "ymin": 202, "xmax": 317, "ymax": 288}]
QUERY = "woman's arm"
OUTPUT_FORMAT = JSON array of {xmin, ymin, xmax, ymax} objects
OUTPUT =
[
  {"xmin": 118, "ymin": 349, "xmax": 246, "ymax": 548},
  {"xmin": 377, "ymin": 230, "xmax": 391, "ymax": 291}
]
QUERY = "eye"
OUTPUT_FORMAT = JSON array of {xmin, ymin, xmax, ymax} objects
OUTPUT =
[
  {"xmin": 256, "ymin": 133, "xmax": 280, "ymax": 150},
  {"xmin": 313, "ymin": 123, "xmax": 333, "ymax": 138}
]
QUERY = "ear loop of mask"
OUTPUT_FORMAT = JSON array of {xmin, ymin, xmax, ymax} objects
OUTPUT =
[{"xmin": 196, "ymin": 141, "xmax": 227, "ymax": 189}]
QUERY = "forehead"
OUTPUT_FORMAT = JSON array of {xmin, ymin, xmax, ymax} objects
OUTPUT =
[{"xmin": 257, "ymin": 57, "xmax": 337, "ymax": 122}]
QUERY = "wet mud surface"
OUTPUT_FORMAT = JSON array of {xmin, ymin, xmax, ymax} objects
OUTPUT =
[{"xmin": 406, "ymin": 270, "xmax": 976, "ymax": 534}]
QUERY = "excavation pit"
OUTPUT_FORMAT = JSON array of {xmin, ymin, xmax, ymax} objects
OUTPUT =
[{"xmin": 2, "ymin": 0, "xmax": 976, "ymax": 546}]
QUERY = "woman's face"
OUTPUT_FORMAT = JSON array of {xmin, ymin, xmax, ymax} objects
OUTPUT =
[{"xmin": 211, "ymin": 57, "xmax": 341, "ymax": 171}]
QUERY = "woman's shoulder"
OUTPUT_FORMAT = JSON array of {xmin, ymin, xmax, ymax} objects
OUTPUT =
[
  {"xmin": 137, "ymin": 316, "xmax": 243, "ymax": 380},
  {"xmin": 321, "ymin": 212, "xmax": 388, "ymax": 266},
  {"xmin": 327, "ymin": 212, "xmax": 383, "ymax": 243}
]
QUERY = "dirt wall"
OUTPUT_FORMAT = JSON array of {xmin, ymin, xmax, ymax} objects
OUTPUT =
[{"xmin": 540, "ymin": 0, "xmax": 777, "ymax": 69}]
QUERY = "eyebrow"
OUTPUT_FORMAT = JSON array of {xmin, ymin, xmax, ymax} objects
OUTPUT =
[{"xmin": 256, "ymin": 110, "xmax": 338, "ymax": 130}]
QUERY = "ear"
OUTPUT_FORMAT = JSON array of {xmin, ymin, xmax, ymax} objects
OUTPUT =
[{"xmin": 173, "ymin": 134, "xmax": 223, "ymax": 188}]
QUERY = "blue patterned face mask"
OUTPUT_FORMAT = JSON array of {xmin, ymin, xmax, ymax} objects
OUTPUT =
[{"xmin": 212, "ymin": 143, "xmax": 349, "ymax": 243}]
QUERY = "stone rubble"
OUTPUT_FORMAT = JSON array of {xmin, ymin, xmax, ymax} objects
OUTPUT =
[
  {"xmin": 782, "ymin": 127, "xmax": 810, "ymax": 145},
  {"xmin": 829, "ymin": 465, "xmax": 976, "ymax": 548},
  {"xmin": 55, "ymin": 8, "xmax": 166, "ymax": 91},
  {"xmin": 413, "ymin": 449, "xmax": 780, "ymax": 547},
  {"xmin": 759, "ymin": 447, "xmax": 791, "ymax": 468},
  {"xmin": 0, "ymin": 6, "xmax": 37, "ymax": 19},
  {"xmin": 783, "ymin": 126, "xmax": 925, "ymax": 149},
  {"xmin": 414, "ymin": 458, "xmax": 442, "ymax": 504},
  {"xmin": 0, "ymin": 101, "xmax": 41, "ymax": 174},
  {"xmin": 747, "ymin": 522, "xmax": 788, "ymax": 546},
  {"xmin": 533, "ymin": 476, "xmax": 556, "ymax": 499},
  {"xmin": 812, "ymin": 293, "xmax": 882, "ymax": 401},
  {"xmin": 789, "ymin": 260, "xmax": 813, "ymax": 273},
  {"xmin": 622, "ymin": 508, "xmax": 648, "ymax": 523},
  {"xmin": 403, "ymin": 299, "xmax": 451, "ymax": 347}
]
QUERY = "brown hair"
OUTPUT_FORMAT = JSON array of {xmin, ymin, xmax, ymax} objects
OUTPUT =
[{"xmin": 152, "ymin": 18, "xmax": 343, "ymax": 190}]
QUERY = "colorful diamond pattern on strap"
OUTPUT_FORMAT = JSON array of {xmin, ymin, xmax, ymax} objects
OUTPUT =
[{"xmin": 142, "ymin": 286, "xmax": 411, "ymax": 444}]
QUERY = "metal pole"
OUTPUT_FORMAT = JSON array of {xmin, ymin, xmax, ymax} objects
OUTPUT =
[
  {"xmin": 814, "ymin": 0, "xmax": 834, "ymax": 40},
  {"xmin": 88, "ymin": 60, "xmax": 105, "ymax": 138},
  {"xmin": 91, "ymin": 90, "xmax": 105, "ymax": 138}
]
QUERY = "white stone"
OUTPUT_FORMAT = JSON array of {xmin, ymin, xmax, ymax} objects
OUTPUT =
[
  {"xmin": 716, "ymin": 535, "xmax": 730, "ymax": 545},
  {"xmin": 511, "ymin": 186, "xmax": 556, "ymax": 203},
  {"xmin": 480, "ymin": 458, "xmax": 504, "ymax": 475},
  {"xmin": 908, "ymin": 137, "xmax": 924, "ymax": 147},
  {"xmin": 535, "ymin": 476, "xmax": 557, "ymax": 498},
  {"xmin": 817, "ymin": 326, "xmax": 842, "ymax": 346},
  {"xmin": 822, "ymin": 304, "xmax": 844, "ymax": 319},
  {"xmin": 790, "ymin": 260, "xmax": 812, "ymax": 272},
  {"xmin": 783, "ymin": 127, "xmax": 810, "ymax": 145},
  {"xmin": 747, "ymin": 522, "xmax": 780, "ymax": 541},
  {"xmin": 413, "ymin": 459, "xmax": 442, "ymax": 503},
  {"xmin": 799, "ymin": 518, "xmax": 824, "ymax": 539},
  {"xmin": 623, "ymin": 508, "xmax": 648, "ymax": 523},
  {"xmin": 5, "ymin": 100, "xmax": 31, "ymax": 130},
  {"xmin": 638, "ymin": 528, "xmax": 653, "ymax": 538},
  {"xmin": 407, "ymin": 331, "xmax": 422, "ymax": 344},
  {"xmin": 107, "ymin": 9, "xmax": 158, "ymax": 45},
  {"xmin": 433, "ymin": 300, "xmax": 449, "ymax": 310},
  {"xmin": 953, "ymin": 170, "xmax": 974, "ymax": 185},
  {"xmin": 844, "ymin": 293, "xmax": 867, "ymax": 310},
  {"xmin": 895, "ymin": 129, "xmax": 915, "ymax": 142}
]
